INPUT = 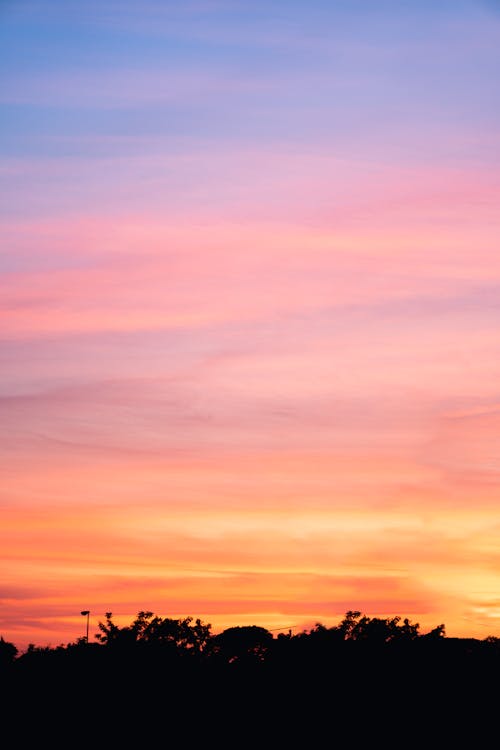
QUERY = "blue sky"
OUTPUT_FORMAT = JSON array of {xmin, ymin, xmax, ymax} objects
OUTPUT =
[{"xmin": 1, "ymin": 0, "xmax": 500, "ymax": 648}]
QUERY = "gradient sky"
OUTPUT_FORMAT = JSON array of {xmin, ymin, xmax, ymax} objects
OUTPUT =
[{"xmin": 1, "ymin": 0, "xmax": 500, "ymax": 649}]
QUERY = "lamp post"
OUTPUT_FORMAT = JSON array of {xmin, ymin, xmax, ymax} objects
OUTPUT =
[{"xmin": 81, "ymin": 610, "xmax": 90, "ymax": 643}]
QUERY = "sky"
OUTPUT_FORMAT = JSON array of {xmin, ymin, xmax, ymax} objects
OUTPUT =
[{"xmin": 1, "ymin": 0, "xmax": 500, "ymax": 649}]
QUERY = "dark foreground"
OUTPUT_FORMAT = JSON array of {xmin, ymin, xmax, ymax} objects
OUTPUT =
[{"xmin": 2, "ymin": 611, "xmax": 499, "ymax": 744}]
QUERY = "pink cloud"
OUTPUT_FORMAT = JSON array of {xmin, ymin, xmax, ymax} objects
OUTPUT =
[{"xmin": 2, "ymin": 146, "xmax": 500, "ymax": 651}]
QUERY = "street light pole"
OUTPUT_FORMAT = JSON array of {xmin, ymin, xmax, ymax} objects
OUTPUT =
[{"xmin": 81, "ymin": 610, "xmax": 90, "ymax": 643}]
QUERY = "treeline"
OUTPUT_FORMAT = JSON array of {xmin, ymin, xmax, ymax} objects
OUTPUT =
[
  {"xmin": 3, "ymin": 610, "xmax": 499, "ymax": 743},
  {"xmin": 3, "ymin": 608, "xmax": 500, "ymax": 668}
]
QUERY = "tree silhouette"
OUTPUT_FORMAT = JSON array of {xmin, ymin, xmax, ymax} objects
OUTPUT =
[
  {"xmin": 212, "ymin": 625, "xmax": 273, "ymax": 664},
  {"xmin": 0, "ymin": 636, "xmax": 17, "ymax": 667},
  {"xmin": 95, "ymin": 610, "xmax": 212, "ymax": 657}
]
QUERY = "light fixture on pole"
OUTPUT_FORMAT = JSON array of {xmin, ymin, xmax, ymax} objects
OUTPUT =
[{"xmin": 80, "ymin": 610, "xmax": 90, "ymax": 643}]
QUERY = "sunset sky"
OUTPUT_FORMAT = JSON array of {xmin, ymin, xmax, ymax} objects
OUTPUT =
[{"xmin": 1, "ymin": 0, "xmax": 500, "ymax": 649}]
